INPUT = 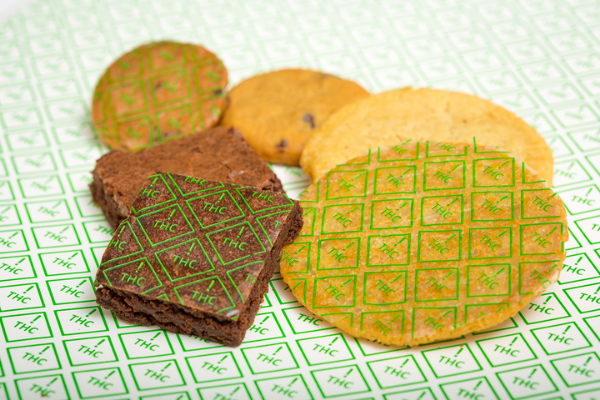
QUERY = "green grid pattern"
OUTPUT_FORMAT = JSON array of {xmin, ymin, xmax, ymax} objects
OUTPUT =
[{"xmin": 0, "ymin": 0, "xmax": 599, "ymax": 399}]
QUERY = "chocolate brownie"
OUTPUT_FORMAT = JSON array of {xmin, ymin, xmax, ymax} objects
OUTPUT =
[
  {"xmin": 94, "ymin": 172, "xmax": 303, "ymax": 346},
  {"xmin": 91, "ymin": 126, "xmax": 284, "ymax": 229}
]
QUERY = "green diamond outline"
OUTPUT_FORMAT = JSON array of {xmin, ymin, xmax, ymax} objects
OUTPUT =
[
  {"xmin": 131, "ymin": 174, "xmax": 177, "ymax": 214},
  {"xmin": 185, "ymin": 190, "xmax": 245, "ymax": 229},
  {"xmin": 100, "ymin": 221, "xmax": 144, "ymax": 265},
  {"xmin": 154, "ymin": 238, "xmax": 215, "ymax": 282},
  {"xmin": 206, "ymin": 221, "xmax": 266, "ymax": 266},
  {"xmin": 173, "ymin": 275, "xmax": 235, "ymax": 314},
  {"xmin": 103, "ymin": 257, "xmax": 163, "ymax": 295},
  {"xmin": 136, "ymin": 203, "xmax": 195, "ymax": 247}
]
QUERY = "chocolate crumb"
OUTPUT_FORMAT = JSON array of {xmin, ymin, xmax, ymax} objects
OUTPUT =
[
  {"xmin": 155, "ymin": 81, "xmax": 162, "ymax": 90},
  {"xmin": 214, "ymin": 88, "xmax": 223, "ymax": 95},
  {"xmin": 303, "ymin": 113, "xmax": 316, "ymax": 129},
  {"xmin": 276, "ymin": 140, "xmax": 288, "ymax": 153}
]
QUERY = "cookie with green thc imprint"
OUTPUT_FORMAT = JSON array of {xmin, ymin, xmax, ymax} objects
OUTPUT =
[
  {"xmin": 92, "ymin": 41, "xmax": 228, "ymax": 151},
  {"xmin": 220, "ymin": 69, "xmax": 370, "ymax": 166},
  {"xmin": 281, "ymin": 139, "xmax": 568, "ymax": 347}
]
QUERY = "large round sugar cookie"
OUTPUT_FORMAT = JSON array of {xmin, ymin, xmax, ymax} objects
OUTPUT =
[
  {"xmin": 92, "ymin": 41, "xmax": 228, "ymax": 152},
  {"xmin": 300, "ymin": 88, "xmax": 554, "ymax": 185},
  {"xmin": 220, "ymin": 69, "xmax": 370, "ymax": 166},
  {"xmin": 282, "ymin": 140, "xmax": 567, "ymax": 346}
]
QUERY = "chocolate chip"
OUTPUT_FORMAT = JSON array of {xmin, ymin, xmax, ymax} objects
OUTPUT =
[
  {"xmin": 154, "ymin": 81, "xmax": 162, "ymax": 90},
  {"xmin": 303, "ymin": 113, "xmax": 316, "ymax": 129},
  {"xmin": 276, "ymin": 140, "xmax": 288, "ymax": 153},
  {"xmin": 214, "ymin": 88, "xmax": 223, "ymax": 95}
]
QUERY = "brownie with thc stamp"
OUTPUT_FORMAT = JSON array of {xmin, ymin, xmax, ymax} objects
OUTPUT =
[{"xmin": 94, "ymin": 172, "xmax": 303, "ymax": 346}]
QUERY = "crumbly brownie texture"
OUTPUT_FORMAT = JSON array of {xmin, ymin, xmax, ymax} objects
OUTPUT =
[
  {"xmin": 94, "ymin": 172, "xmax": 303, "ymax": 346},
  {"xmin": 91, "ymin": 41, "xmax": 228, "ymax": 151},
  {"xmin": 91, "ymin": 126, "xmax": 284, "ymax": 230},
  {"xmin": 220, "ymin": 69, "xmax": 370, "ymax": 166}
]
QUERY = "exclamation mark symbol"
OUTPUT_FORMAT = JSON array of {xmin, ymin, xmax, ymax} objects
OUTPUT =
[
  {"xmin": 447, "ymin": 197, "xmax": 458, "ymax": 207},
  {"xmin": 575, "ymin": 257, "xmax": 583, "ymax": 265},
  {"xmin": 260, "ymin": 316, "xmax": 269, "ymax": 325},
  {"xmin": 188, "ymin": 243, "xmax": 195, "ymax": 255},
  {"xmin": 562, "ymin": 325, "xmax": 571, "ymax": 335},
  {"xmin": 348, "ymin": 206, "xmax": 359, "ymax": 215},
  {"xmin": 329, "ymin": 337, "xmax": 338, "ymax": 347},
  {"xmin": 218, "ymin": 355, "xmax": 227, "ymax": 364},
  {"xmin": 402, "ymin": 168, "xmax": 411, "ymax": 177},
  {"xmin": 455, "ymin": 347, "xmax": 463, "ymax": 357},
  {"xmin": 8, "ymin": 232, "xmax": 18, "ymax": 239},
  {"xmin": 206, "ymin": 280, "xmax": 214, "ymax": 293},
  {"xmin": 105, "ymin": 370, "xmax": 115, "ymax": 380},
  {"xmin": 39, "ymin": 346, "xmax": 49, "ymax": 355},
  {"xmin": 167, "ymin": 209, "xmax": 176, "ymax": 220},
  {"xmin": 15, "ymin": 257, "xmax": 25, "ymax": 266},
  {"xmin": 444, "ymin": 271, "xmax": 454, "ymax": 280},
  {"xmin": 547, "ymin": 226, "xmax": 557, "ymax": 237},
  {"xmin": 595, "ymin": 286, "xmax": 600, "ymax": 295},
  {"xmin": 498, "ymin": 229, "xmax": 508, "ymax": 238},
  {"xmin": 217, "ymin": 193, "xmax": 225, "ymax": 204},
  {"xmin": 31, "ymin": 315, "xmax": 41, "ymax": 324},
  {"xmin": 288, "ymin": 378, "xmax": 297, "ymax": 387},
  {"xmin": 95, "ymin": 339, "xmax": 105, "ymax": 348},
  {"xmin": 161, "ymin": 363, "xmax": 171, "ymax": 372},
  {"xmin": 473, "ymin": 380, "xmax": 482, "ymax": 391},
  {"xmin": 509, "ymin": 337, "xmax": 518, "ymax": 346},
  {"xmin": 69, "ymin": 252, "xmax": 78, "ymax": 260},
  {"xmin": 401, "ymin": 358, "xmax": 409, "ymax": 368},
  {"xmin": 117, "ymin": 226, "xmax": 125, "ymax": 237},
  {"xmin": 543, "ymin": 295, "xmax": 552, "ymax": 305},
  {"xmin": 23, "ymin": 286, "xmax": 33, "ymax": 294},
  {"xmin": 445, "ymin": 234, "xmax": 456, "ymax": 243},
  {"xmin": 47, "ymin": 377, "xmax": 57, "ymax": 387},
  {"xmin": 391, "ymin": 273, "xmax": 403, "ymax": 283},
  {"xmin": 150, "ymin": 177, "xmax": 158, "ymax": 187},
  {"xmin": 76, "ymin": 280, "xmax": 86, "ymax": 288},
  {"xmin": 273, "ymin": 346, "xmax": 282, "ymax": 356},
  {"xmin": 230, "ymin": 386, "xmax": 239, "ymax": 395},
  {"xmin": 295, "ymin": 245, "xmax": 305, "ymax": 255},
  {"xmin": 59, "ymin": 226, "xmax": 69, "ymax": 234},
  {"xmin": 344, "ymin": 368, "xmax": 353, "ymax": 378},
  {"xmin": 52, "ymin": 201, "xmax": 61, "ymax": 210},
  {"xmin": 136, "ymin": 261, "xmax": 144, "ymax": 273},
  {"xmin": 528, "ymin": 368, "xmax": 536, "ymax": 379},
  {"xmin": 398, "ymin": 202, "xmax": 407, "ymax": 211},
  {"xmin": 237, "ymin": 227, "xmax": 245, "ymax": 238},
  {"xmin": 498, "ymin": 195, "xmax": 508, "ymax": 204},
  {"xmin": 352, "ymin": 172, "xmax": 364, "ymax": 181},
  {"xmin": 417, "ymin": 391, "xmax": 427, "ymax": 400},
  {"xmin": 584, "ymin": 356, "xmax": 592, "ymax": 367},
  {"xmin": 499, "ymin": 161, "xmax": 509, "ymax": 169},
  {"xmin": 151, "ymin": 332, "xmax": 161, "ymax": 341},
  {"xmin": 449, "ymin": 163, "xmax": 460, "ymax": 173},
  {"xmin": 85, "ymin": 309, "xmax": 96, "ymax": 318},
  {"xmin": 341, "ymin": 278, "xmax": 352, "ymax": 288},
  {"xmin": 495, "ymin": 267, "xmax": 505, "ymax": 276}
]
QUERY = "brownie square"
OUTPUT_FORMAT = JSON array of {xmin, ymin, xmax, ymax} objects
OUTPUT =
[
  {"xmin": 94, "ymin": 172, "xmax": 302, "ymax": 346},
  {"xmin": 90, "ymin": 126, "xmax": 284, "ymax": 229}
]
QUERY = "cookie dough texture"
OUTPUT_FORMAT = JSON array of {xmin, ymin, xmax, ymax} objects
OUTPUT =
[
  {"xmin": 91, "ymin": 126, "xmax": 284, "ymax": 230},
  {"xmin": 92, "ymin": 41, "xmax": 228, "ymax": 151},
  {"xmin": 220, "ymin": 69, "xmax": 370, "ymax": 166},
  {"xmin": 95, "ymin": 173, "xmax": 303, "ymax": 346},
  {"xmin": 300, "ymin": 88, "xmax": 554, "ymax": 185},
  {"xmin": 281, "ymin": 140, "xmax": 567, "ymax": 346}
]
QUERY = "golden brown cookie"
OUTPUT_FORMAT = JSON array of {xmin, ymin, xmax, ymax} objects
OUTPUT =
[
  {"xmin": 92, "ymin": 41, "xmax": 228, "ymax": 151},
  {"xmin": 282, "ymin": 140, "xmax": 567, "ymax": 347},
  {"xmin": 301, "ymin": 88, "xmax": 554, "ymax": 185},
  {"xmin": 219, "ymin": 69, "xmax": 370, "ymax": 166}
]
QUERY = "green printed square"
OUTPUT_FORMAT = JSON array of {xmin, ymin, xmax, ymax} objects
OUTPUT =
[
  {"xmin": 296, "ymin": 333, "xmax": 354, "ymax": 366},
  {"xmin": 118, "ymin": 329, "xmax": 174, "ymax": 359},
  {"xmin": 25, "ymin": 199, "xmax": 72, "ymax": 223},
  {"xmin": 66, "ymin": 171, "xmax": 92, "ymax": 193},
  {"xmin": 63, "ymin": 336, "xmax": 118, "ymax": 366},
  {"xmin": 0, "ymin": 229, "xmax": 29, "ymax": 253},
  {"xmin": 496, "ymin": 364, "xmax": 558, "ymax": 399},
  {"xmin": 280, "ymin": 242, "xmax": 311, "ymax": 274},
  {"xmin": 54, "ymin": 306, "xmax": 109, "ymax": 336},
  {"xmin": 155, "ymin": 103, "xmax": 195, "ymax": 143},
  {"xmin": 186, "ymin": 352, "xmax": 243, "ymax": 383},
  {"xmin": 8, "ymin": 342, "xmax": 62, "ymax": 374},
  {"xmin": 281, "ymin": 306, "xmax": 335, "ymax": 335},
  {"xmin": 415, "ymin": 268, "xmax": 458, "ymax": 302},
  {"xmin": 0, "ymin": 255, "xmax": 36, "ymax": 282},
  {"xmin": 475, "ymin": 333, "xmax": 537, "ymax": 367},
  {"xmin": 243, "ymin": 312, "xmax": 285, "ymax": 343},
  {"xmin": 374, "ymin": 166, "xmax": 416, "ymax": 195},
  {"xmin": 377, "ymin": 141, "xmax": 419, "ymax": 161},
  {"xmin": 439, "ymin": 377, "xmax": 499, "ymax": 400},
  {"xmin": 520, "ymin": 222, "xmax": 564, "ymax": 255},
  {"xmin": 422, "ymin": 344, "xmax": 482, "ymax": 378},
  {"xmin": 6, "ymin": 129, "xmax": 50, "ymax": 152},
  {"xmin": 313, "ymin": 275, "xmax": 356, "ymax": 308},
  {"xmin": 364, "ymin": 271, "xmax": 407, "ymax": 305},
  {"xmin": 241, "ymin": 342, "xmax": 299, "ymax": 374},
  {"xmin": 11, "ymin": 152, "xmax": 57, "ymax": 175},
  {"xmin": 471, "ymin": 191, "xmax": 514, "ymax": 221},
  {"xmin": 368, "ymin": 234, "xmax": 410, "ymax": 266},
  {"xmin": 72, "ymin": 367, "xmax": 129, "ymax": 399},
  {"xmin": 530, "ymin": 322, "xmax": 592, "ymax": 356},
  {"xmin": 39, "ymin": 250, "xmax": 90, "ymax": 276},
  {"xmin": 370, "ymin": 198, "xmax": 414, "ymax": 230},
  {"xmin": 0, "ymin": 312, "xmax": 53, "ymax": 342},
  {"xmin": 418, "ymin": 230, "xmax": 461, "ymax": 262},
  {"xmin": 317, "ymin": 237, "xmax": 360, "ymax": 270},
  {"xmin": 421, "ymin": 194, "xmax": 463, "ymax": 225},
  {"xmin": 74, "ymin": 195, "xmax": 104, "ymax": 218},
  {"xmin": 366, "ymin": 355, "xmax": 427, "ymax": 389},
  {"xmin": 129, "ymin": 359, "xmax": 186, "ymax": 391},
  {"xmin": 424, "ymin": 160, "xmax": 465, "ymax": 190},
  {"xmin": 310, "ymin": 364, "xmax": 371, "ymax": 398},
  {"xmin": 467, "ymin": 264, "xmax": 511, "ymax": 297},
  {"xmin": 0, "ymin": 282, "xmax": 44, "ymax": 311},
  {"xmin": 150, "ymin": 69, "xmax": 191, "ymax": 105},
  {"xmin": 326, "ymin": 169, "xmax": 368, "ymax": 199},
  {"xmin": 46, "ymin": 276, "xmax": 95, "ymax": 305},
  {"xmin": 32, "ymin": 223, "xmax": 80, "ymax": 248},
  {"xmin": 321, "ymin": 203, "xmax": 364, "ymax": 234},
  {"xmin": 255, "ymin": 374, "xmax": 313, "ymax": 400},
  {"xmin": 15, "ymin": 374, "xmax": 69, "ymax": 400},
  {"xmin": 473, "ymin": 157, "xmax": 515, "ymax": 187},
  {"xmin": 198, "ymin": 384, "xmax": 251, "ymax": 400},
  {"xmin": 109, "ymin": 80, "xmax": 148, "ymax": 117},
  {"xmin": 469, "ymin": 227, "xmax": 512, "ymax": 259}
]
